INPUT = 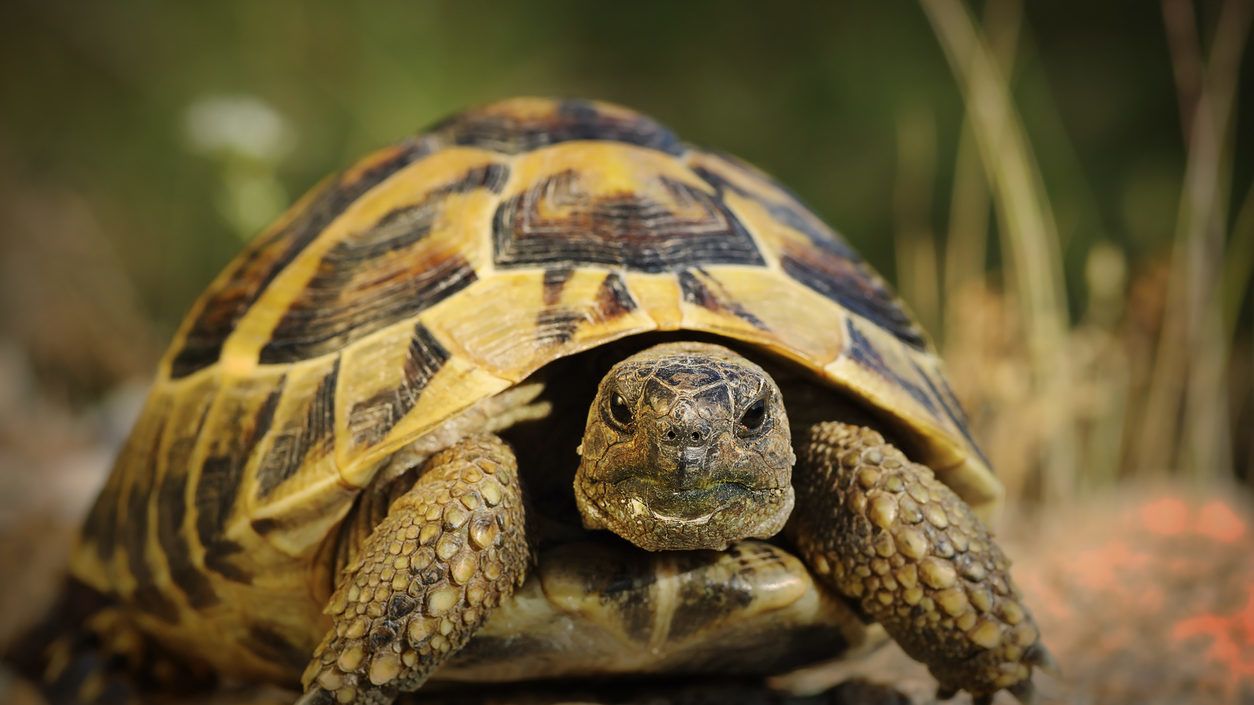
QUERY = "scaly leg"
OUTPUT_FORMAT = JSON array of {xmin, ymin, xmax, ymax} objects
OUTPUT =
[
  {"xmin": 786, "ymin": 422, "xmax": 1051, "ymax": 704},
  {"xmin": 299, "ymin": 435, "xmax": 528, "ymax": 705}
]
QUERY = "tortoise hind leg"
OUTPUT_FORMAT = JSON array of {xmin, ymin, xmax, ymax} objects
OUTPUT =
[
  {"xmin": 785, "ymin": 422, "xmax": 1051, "ymax": 704},
  {"xmin": 299, "ymin": 434, "xmax": 528, "ymax": 705}
]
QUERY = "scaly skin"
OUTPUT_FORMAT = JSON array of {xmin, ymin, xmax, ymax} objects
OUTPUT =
[
  {"xmin": 786, "ymin": 422, "xmax": 1048, "ymax": 704},
  {"xmin": 299, "ymin": 435, "xmax": 528, "ymax": 705},
  {"xmin": 574, "ymin": 342, "xmax": 795, "ymax": 552}
]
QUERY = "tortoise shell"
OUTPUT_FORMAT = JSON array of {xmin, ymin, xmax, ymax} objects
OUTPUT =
[{"xmin": 71, "ymin": 98, "xmax": 997, "ymax": 679}]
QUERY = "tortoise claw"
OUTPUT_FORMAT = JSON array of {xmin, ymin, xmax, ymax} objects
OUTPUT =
[
  {"xmin": 937, "ymin": 679, "xmax": 1038, "ymax": 705},
  {"xmin": 1025, "ymin": 642, "xmax": 1060, "ymax": 676},
  {"xmin": 1009, "ymin": 678, "xmax": 1038, "ymax": 705},
  {"xmin": 294, "ymin": 687, "xmax": 335, "ymax": 705}
]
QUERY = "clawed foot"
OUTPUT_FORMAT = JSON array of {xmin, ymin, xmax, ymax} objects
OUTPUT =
[
  {"xmin": 789, "ymin": 422, "xmax": 1052, "ymax": 704},
  {"xmin": 297, "ymin": 436, "xmax": 528, "ymax": 705}
]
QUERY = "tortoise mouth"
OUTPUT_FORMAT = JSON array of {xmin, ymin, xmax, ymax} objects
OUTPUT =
[
  {"xmin": 616, "ymin": 477, "xmax": 763, "ymax": 522},
  {"xmin": 577, "ymin": 476, "xmax": 795, "ymax": 552}
]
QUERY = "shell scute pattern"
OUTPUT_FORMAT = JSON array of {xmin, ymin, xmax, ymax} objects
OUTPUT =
[
  {"xmin": 193, "ymin": 372, "xmax": 287, "ymax": 584},
  {"xmin": 423, "ymin": 266, "xmax": 655, "ymax": 380},
  {"xmin": 685, "ymin": 151, "xmax": 927, "ymax": 352},
  {"xmin": 120, "ymin": 403, "xmax": 182, "ymax": 624},
  {"xmin": 167, "ymin": 139, "xmax": 435, "ymax": 380},
  {"xmin": 490, "ymin": 163, "xmax": 764, "ymax": 272},
  {"xmin": 428, "ymin": 96, "xmax": 685, "ymax": 156},
  {"xmin": 76, "ymin": 99, "xmax": 997, "ymax": 647},
  {"xmin": 347, "ymin": 323, "xmax": 450, "ymax": 447},
  {"xmin": 145, "ymin": 376, "xmax": 221, "ymax": 612},
  {"xmin": 254, "ymin": 358, "xmax": 340, "ymax": 499},
  {"xmin": 257, "ymin": 163, "xmax": 509, "ymax": 364}
]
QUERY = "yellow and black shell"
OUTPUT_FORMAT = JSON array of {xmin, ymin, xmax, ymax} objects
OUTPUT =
[{"xmin": 71, "ymin": 97, "xmax": 999, "ymax": 680}]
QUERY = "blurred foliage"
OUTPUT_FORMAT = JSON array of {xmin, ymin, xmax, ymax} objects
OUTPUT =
[
  {"xmin": 0, "ymin": 0, "xmax": 1250, "ymax": 499},
  {"xmin": 4, "ymin": 1, "xmax": 1243, "ymax": 326}
]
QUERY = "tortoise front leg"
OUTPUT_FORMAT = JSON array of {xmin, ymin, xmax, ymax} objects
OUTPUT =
[
  {"xmin": 299, "ymin": 435, "xmax": 528, "ymax": 705},
  {"xmin": 785, "ymin": 422, "xmax": 1050, "ymax": 705}
]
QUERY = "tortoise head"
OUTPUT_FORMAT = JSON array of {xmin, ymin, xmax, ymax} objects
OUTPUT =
[{"xmin": 574, "ymin": 342, "xmax": 796, "ymax": 551}]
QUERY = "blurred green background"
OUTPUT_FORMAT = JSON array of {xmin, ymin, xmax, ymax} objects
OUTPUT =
[{"xmin": 0, "ymin": 0, "xmax": 1250, "ymax": 502}]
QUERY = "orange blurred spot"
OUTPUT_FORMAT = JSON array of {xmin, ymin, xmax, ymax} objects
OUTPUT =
[
  {"xmin": 1070, "ymin": 539, "xmax": 1150, "ymax": 592},
  {"xmin": 1170, "ymin": 585, "xmax": 1254, "ymax": 698},
  {"xmin": 1197, "ymin": 501, "xmax": 1247, "ymax": 543},
  {"xmin": 1140, "ymin": 496, "xmax": 1190, "ymax": 536},
  {"xmin": 1243, "ymin": 588, "xmax": 1254, "ymax": 646},
  {"xmin": 1139, "ymin": 584, "xmax": 1165, "ymax": 610}
]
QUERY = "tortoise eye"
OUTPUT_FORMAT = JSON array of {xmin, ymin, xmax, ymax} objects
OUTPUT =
[
  {"xmin": 738, "ymin": 398, "xmax": 768, "ymax": 435},
  {"xmin": 608, "ymin": 392, "xmax": 634, "ymax": 428}
]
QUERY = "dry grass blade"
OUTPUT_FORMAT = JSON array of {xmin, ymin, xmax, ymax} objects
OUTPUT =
[
  {"xmin": 919, "ymin": 0, "xmax": 1077, "ymax": 502},
  {"xmin": 1222, "ymin": 182, "xmax": 1254, "ymax": 347},
  {"xmin": 893, "ymin": 108, "xmax": 941, "ymax": 335},
  {"xmin": 942, "ymin": 0, "xmax": 1022, "ymax": 319},
  {"xmin": 1137, "ymin": 0, "xmax": 1252, "ymax": 481},
  {"xmin": 941, "ymin": 122, "xmax": 991, "ymax": 333}
]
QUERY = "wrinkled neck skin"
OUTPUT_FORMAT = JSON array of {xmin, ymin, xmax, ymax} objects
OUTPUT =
[{"xmin": 574, "ymin": 342, "xmax": 796, "ymax": 552}]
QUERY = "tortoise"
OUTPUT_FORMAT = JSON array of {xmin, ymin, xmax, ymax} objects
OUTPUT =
[{"xmin": 36, "ymin": 98, "xmax": 1048, "ymax": 705}]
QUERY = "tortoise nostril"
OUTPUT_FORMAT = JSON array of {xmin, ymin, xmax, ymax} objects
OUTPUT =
[{"xmin": 662, "ymin": 422, "xmax": 709, "ymax": 445}]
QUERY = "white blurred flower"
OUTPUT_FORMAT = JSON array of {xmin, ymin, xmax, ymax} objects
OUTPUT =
[{"xmin": 183, "ymin": 94, "xmax": 295, "ymax": 162}]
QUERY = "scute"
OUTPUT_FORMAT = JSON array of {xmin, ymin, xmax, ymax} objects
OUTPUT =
[
  {"xmin": 687, "ymin": 151, "xmax": 928, "ymax": 351},
  {"xmin": 256, "ymin": 164, "xmax": 508, "ymax": 364},
  {"xmin": 254, "ymin": 358, "xmax": 339, "ymax": 499},
  {"xmin": 167, "ymin": 140, "xmax": 436, "ymax": 379},
  {"xmin": 428, "ymin": 96, "xmax": 685, "ymax": 156},
  {"xmin": 232, "ymin": 149, "xmax": 511, "ymax": 368},
  {"xmin": 120, "ymin": 97, "xmax": 997, "ymax": 586},
  {"xmin": 490, "ymin": 146, "xmax": 765, "ymax": 272}
]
